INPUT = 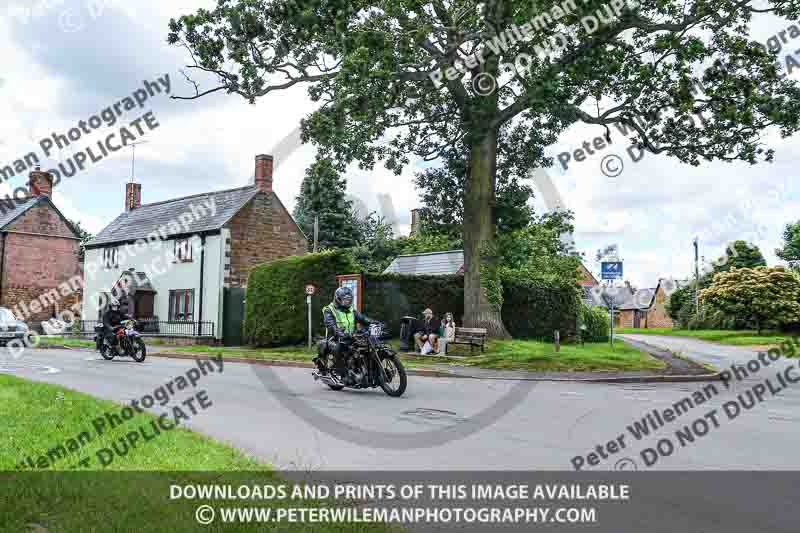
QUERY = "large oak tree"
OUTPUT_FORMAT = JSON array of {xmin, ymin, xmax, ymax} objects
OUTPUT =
[{"xmin": 168, "ymin": 0, "xmax": 800, "ymax": 336}]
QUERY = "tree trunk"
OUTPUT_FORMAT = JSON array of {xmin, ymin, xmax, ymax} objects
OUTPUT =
[{"xmin": 462, "ymin": 129, "xmax": 510, "ymax": 338}]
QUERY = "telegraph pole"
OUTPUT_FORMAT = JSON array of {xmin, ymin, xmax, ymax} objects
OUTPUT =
[{"xmin": 693, "ymin": 237, "xmax": 700, "ymax": 313}]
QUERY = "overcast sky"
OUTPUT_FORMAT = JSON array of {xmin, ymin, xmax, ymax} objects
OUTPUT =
[{"xmin": 1, "ymin": 0, "xmax": 797, "ymax": 287}]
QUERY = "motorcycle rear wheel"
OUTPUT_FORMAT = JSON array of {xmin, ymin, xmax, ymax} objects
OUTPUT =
[
  {"xmin": 377, "ymin": 354, "xmax": 407, "ymax": 397},
  {"xmin": 99, "ymin": 342, "xmax": 115, "ymax": 361}
]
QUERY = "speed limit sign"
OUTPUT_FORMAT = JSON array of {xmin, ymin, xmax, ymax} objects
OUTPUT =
[{"xmin": 304, "ymin": 284, "xmax": 316, "ymax": 296}]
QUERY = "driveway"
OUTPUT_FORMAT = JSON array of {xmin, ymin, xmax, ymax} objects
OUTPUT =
[{"xmin": 3, "ymin": 343, "xmax": 800, "ymax": 471}]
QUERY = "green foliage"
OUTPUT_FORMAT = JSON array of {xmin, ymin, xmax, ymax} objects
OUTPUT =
[
  {"xmin": 362, "ymin": 273, "xmax": 464, "ymax": 335},
  {"xmin": 700, "ymin": 266, "xmax": 800, "ymax": 334},
  {"xmin": 243, "ymin": 251, "xmax": 358, "ymax": 346},
  {"xmin": 711, "ymin": 240, "xmax": 767, "ymax": 274},
  {"xmin": 579, "ymin": 305, "xmax": 609, "ymax": 342},
  {"xmin": 348, "ymin": 213, "xmax": 400, "ymax": 272},
  {"xmin": 413, "ymin": 145, "xmax": 535, "ymax": 238},
  {"xmin": 293, "ymin": 159, "xmax": 360, "ymax": 250},
  {"xmin": 776, "ymin": 220, "xmax": 800, "ymax": 269},
  {"xmin": 362, "ymin": 273, "xmax": 578, "ymax": 340},
  {"xmin": 67, "ymin": 218, "xmax": 93, "ymax": 262},
  {"xmin": 169, "ymin": 0, "xmax": 800, "ymax": 329},
  {"xmin": 501, "ymin": 276, "xmax": 580, "ymax": 340}
]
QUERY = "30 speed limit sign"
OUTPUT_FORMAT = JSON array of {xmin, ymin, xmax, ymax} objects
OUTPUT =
[{"xmin": 304, "ymin": 284, "xmax": 316, "ymax": 296}]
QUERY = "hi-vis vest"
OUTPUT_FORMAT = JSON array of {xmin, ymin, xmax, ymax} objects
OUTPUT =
[{"xmin": 323, "ymin": 303, "xmax": 355, "ymax": 336}]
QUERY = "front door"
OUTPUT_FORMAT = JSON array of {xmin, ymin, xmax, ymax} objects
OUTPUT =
[{"xmin": 633, "ymin": 310, "xmax": 641, "ymax": 328}]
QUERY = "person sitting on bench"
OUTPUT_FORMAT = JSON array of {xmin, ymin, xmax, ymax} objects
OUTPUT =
[
  {"xmin": 414, "ymin": 308, "xmax": 438, "ymax": 353},
  {"xmin": 438, "ymin": 312, "xmax": 456, "ymax": 354}
]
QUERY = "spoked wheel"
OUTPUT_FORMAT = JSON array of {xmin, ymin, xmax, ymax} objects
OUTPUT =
[
  {"xmin": 99, "ymin": 342, "xmax": 115, "ymax": 361},
  {"xmin": 377, "ymin": 354, "xmax": 407, "ymax": 397},
  {"xmin": 128, "ymin": 338, "xmax": 147, "ymax": 363}
]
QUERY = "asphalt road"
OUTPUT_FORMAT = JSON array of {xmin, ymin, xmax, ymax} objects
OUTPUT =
[{"xmin": 3, "ymin": 335, "xmax": 799, "ymax": 471}]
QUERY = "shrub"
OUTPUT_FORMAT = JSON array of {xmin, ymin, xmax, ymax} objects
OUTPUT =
[
  {"xmin": 362, "ymin": 273, "xmax": 463, "ymax": 335},
  {"xmin": 243, "ymin": 251, "xmax": 358, "ymax": 346},
  {"xmin": 579, "ymin": 305, "xmax": 609, "ymax": 341},
  {"xmin": 501, "ymin": 276, "xmax": 580, "ymax": 340}
]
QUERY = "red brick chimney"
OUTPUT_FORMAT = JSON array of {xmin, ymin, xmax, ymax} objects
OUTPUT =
[
  {"xmin": 254, "ymin": 154, "xmax": 273, "ymax": 193},
  {"xmin": 28, "ymin": 167, "xmax": 53, "ymax": 197},
  {"xmin": 125, "ymin": 182, "xmax": 142, "ymax": 211}
]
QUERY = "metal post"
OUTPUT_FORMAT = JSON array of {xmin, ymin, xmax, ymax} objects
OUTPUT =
[
  {"xmin": 313, "ymin": 216, "xmax": 319, "ymax": 253},
  {"xmin": 610, "ymin": 297, "xmax": 614, "ymax": 347},
  {"xmin": 307, "ymin": 294, "xmax": 312, "ymax": 349},
  {"xmin": 693, "ymin": 237, "xmax": 700, "ymax": 315}
]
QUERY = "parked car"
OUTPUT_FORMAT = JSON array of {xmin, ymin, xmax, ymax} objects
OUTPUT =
[{"xmin": 0, "ymin": 307, "xmax": 29, "ymax": 346}]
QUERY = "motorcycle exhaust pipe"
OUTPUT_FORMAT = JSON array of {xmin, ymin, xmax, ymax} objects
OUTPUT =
[{"xmin": 313, "ymin": 372, "xmax": 340, "ymax": 387}]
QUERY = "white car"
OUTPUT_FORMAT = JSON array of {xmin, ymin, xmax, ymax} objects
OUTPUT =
[{"xmin": 0, "ymin": 307, "xmax": 29, "ymax": 346}]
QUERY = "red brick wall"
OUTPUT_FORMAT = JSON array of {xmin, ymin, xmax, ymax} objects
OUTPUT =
[
  {"xmin": 224, "ymin": 191, "xmax": 307, "ymax": 288},
  {"xmin": 0, "ymin": 202, "xmax": 82, "ymax": 321},
  {"xmin": 645, "ymin": 286, "xmax": 674, "ymax": 328}
]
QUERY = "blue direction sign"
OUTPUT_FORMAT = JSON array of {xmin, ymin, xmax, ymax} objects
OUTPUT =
[{"xmin": 601, "ymin": 261, "xmax": 623, "ymax": 280}]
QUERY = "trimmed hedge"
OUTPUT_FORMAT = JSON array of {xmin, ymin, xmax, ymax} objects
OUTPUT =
[
  {"xmin": 243, "ymin": 251, "xmax": 358, "ymax": 346},
  {"xmin": 244, "ymin": 253, "xmax": 580, "ymax": 344},
  {"xmin": 501, "ymin": 277, "xmax": 580, "ymax": 340},
  {"xmin": 362, "ymin": 273, "xmax": 464, "ymax": 334},
  {"xmin": 363, "ymin": 273, "xmax": 578, "ymax": 340}
]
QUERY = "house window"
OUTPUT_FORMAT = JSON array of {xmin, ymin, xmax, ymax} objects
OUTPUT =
[
  {"xmin": 102, "ymin": 247, "xmax": 118, "ymax": 269},
  {"xmin": 168, "ymin": 289, "xmax": 194, "ymax": 321},
  {"xmin": 173, "ymin": 238, "xmax": 193, "ymax": 262}
]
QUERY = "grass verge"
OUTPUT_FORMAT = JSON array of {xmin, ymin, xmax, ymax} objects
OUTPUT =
[
  {"xmin": 615, "ymin": 328, "xmax": 795, "ymax": 348},
  {"xmin": 0, "ymin": 374, "xmax": 400, "ymax": 532},
  {"xmin": 171, "ymin": 338, "xmax": 664, "ymax": 373}
]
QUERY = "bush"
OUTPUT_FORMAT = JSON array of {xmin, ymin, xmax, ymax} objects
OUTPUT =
[
  {"xmin": 364, "ymin": 273, "xmax": 579, "ymax": 340},
  {"xmin": 579, "ymin": 305, "xmax": 609, "ymax": 341},
  {"xmin": 362, "ymin": 273, "xmax": 463, "ymax": 335},
  {"xmin": 501, "ymin": 277, "xmax": 580, "ymax": 340},
  {"xmin": 243, "ymin": 251, "xmax": 358, "ymax": 346}
]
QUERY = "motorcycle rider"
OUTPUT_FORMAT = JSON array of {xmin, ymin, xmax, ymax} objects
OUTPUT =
[
  {"xmin": 102, "ymin": 299, "xmax": 130, "ymax": 355},
  {"xmin": 316, "ymin": 287, "xmax": 371, "ymax": 383}
]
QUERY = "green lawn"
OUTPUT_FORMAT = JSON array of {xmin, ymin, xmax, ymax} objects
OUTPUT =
[
  {"xmin": 452, "ymin": 339, "xmax": 665, "ymax": 372},
  {"xmin": 35, "ymin": 335, "xmax": 96, "ymax": 349},
  {"xmin": 616, "ymin": 327, "xmax": 795, "ymax": 347},
  {"xmin": 0, "ymin": 374, "xmax": 400, "ymax": 533},
  {"xmin": 172, "ymin": 338, "xmax": 664, "ymax": 372}
]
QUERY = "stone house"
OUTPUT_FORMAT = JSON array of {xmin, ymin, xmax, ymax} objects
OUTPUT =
[
  {"xmin": 613, "ymin": 279, "xmax": 675, "ymax": 329},
  {"xmin": 0, "ymin": 168, "xmax": 83, "ymax": 329},
  {"xmin": 81, "ymin": 154, "xmax": 307, "ymax": 343}
]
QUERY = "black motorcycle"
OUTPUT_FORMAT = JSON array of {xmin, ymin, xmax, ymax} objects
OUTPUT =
[
  {"xmin": 93, "ymin": 319, "xmax": 147, "ymax": 362},
  {"xmin": 313, "ymin": 322, "xmax": 407, "ymax": 397}
]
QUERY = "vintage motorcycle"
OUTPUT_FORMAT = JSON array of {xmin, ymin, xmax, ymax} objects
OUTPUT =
[
  {"xmin": 313, "ymin": 322, "xmax": 407, "ymax": 397},
  {"xmin": 94, "ymin": 319, "xmax": 147, "ymax": 362}
]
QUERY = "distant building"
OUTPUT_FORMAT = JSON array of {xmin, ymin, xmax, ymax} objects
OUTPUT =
[{"xmin": 613, "ymin": 279, "xmax": 678, "ymax": 329}]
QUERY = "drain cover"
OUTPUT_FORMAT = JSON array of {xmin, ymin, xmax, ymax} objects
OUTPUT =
[{"xmin": 402, "ymin": 408, "xmax": 459, "ymax": 420}]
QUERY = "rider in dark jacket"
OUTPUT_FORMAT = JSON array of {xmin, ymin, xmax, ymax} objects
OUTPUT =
[
  {"xmin": 317, "ymin": 287, "xmax": 370, "ymax": 379},
  {"xmin": 102, "ymin": 301, "xmax": 130, "ymax": 354}
]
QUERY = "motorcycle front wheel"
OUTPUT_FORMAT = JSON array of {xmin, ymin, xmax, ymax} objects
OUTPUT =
[
  {"xmin": 128, "ymin": 338, "xmax": 147, "ymax": 363},
  {"xmin": 377, "ymin": 354, "xmax": 407, "ymax": 397}
]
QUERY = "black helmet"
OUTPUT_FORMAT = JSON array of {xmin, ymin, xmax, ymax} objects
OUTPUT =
[{"xmin": 334, "ymin": 287, "xmax": 354, "ymax": 307}]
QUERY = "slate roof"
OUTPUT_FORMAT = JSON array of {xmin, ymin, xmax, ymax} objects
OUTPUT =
[
  {"xmin": 87, "ymin": 185, "xmax": 261, "ymax": 247},
  {"xmin": 383, "ymin": 250, "xmax": 465, "ymax": 275},
  {"xmin": 0, "ymin": 196, "xmax": 51, "ymax": 229},
  {"xmin": 0, "ymin": 195, "xmax": 81, "ymax": 238},
  {"xmin": 616, "ymin": 288, "xmax": 657, "ymax": 310}
]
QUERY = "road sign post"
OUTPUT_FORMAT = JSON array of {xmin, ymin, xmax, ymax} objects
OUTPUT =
[
  {"xmin": 601, "ymin": 262, "xmax": 623, "ymax": 347},
  {"xmin": 304, "ymin": 284, "xmax": 316, "ymax": 349}
]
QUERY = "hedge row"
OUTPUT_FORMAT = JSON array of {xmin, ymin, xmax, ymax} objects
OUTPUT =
[
  {"xmin": 243, "ymin": 251, "xmax": 357, "ymax": 346},
  {"xmin": 243, "ymin": 251, "xmax": 580, "ymax": 345}
]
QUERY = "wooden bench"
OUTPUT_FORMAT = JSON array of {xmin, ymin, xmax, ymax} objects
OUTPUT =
[{"xmin": 444, "ymin": 327, "xmax": 487, "ymax": 355}]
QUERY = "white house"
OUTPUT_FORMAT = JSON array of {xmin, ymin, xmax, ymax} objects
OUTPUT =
[{"xmin": 81, "ymin": 154, "xmax": 307, "ymax": 343}]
